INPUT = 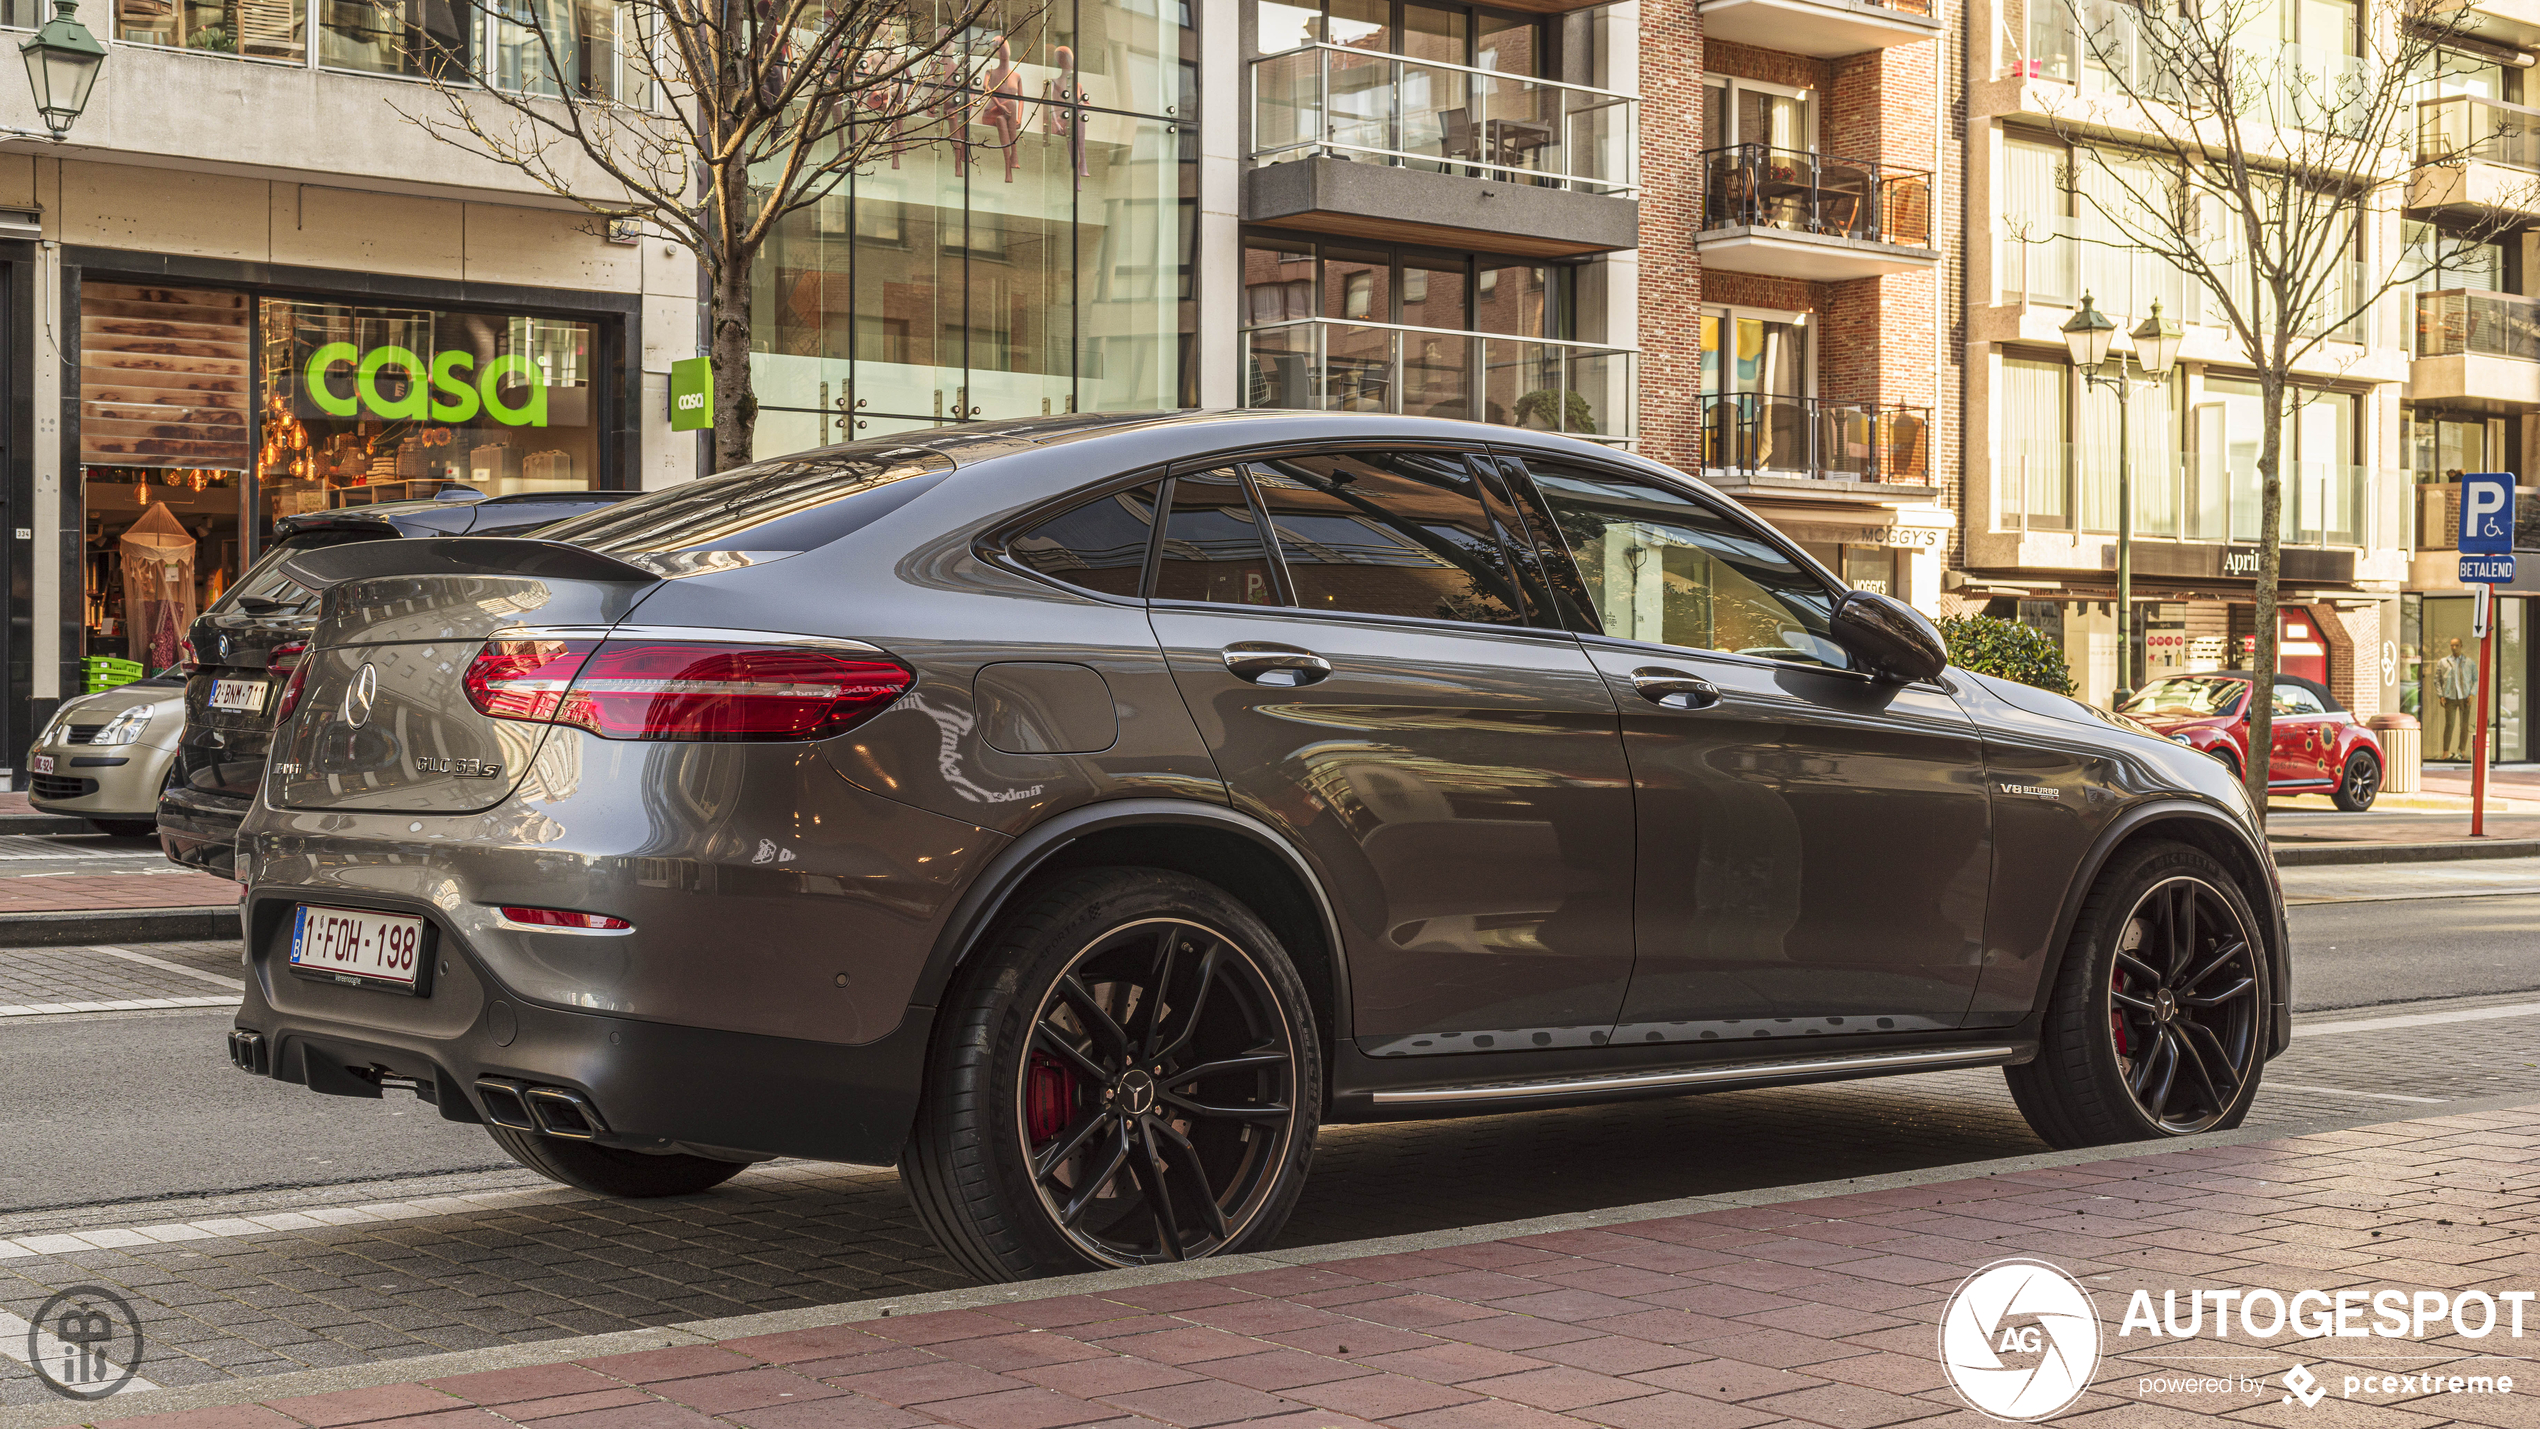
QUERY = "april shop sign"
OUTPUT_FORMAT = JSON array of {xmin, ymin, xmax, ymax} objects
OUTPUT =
[{"xmin": 304, "ymin": 344, "xmax": 555, "ymax": 427}]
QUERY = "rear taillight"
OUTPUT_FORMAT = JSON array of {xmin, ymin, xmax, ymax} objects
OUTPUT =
[
  {"xmin": 463, "ymin": 639, "xmax": 911, "ymax": 742},
  {"xmin": 464, "ymin": 639, "xmax": 594, "ymax": 723},
  {"xmin": 177, "ymin": 639, "xmax": 199, "ymax": 672},
  {"xmin": 270, "ymin": 642, "xmax": 310, "ymax": 723},
  {"xmin": 500, "ymin": 906, "xmax": 632, "ymax": 931}
]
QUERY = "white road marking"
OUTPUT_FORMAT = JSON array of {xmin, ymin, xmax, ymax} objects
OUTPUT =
[
  {"xmin": 0, "ymin": 996, "xmax": 234, "ymax": 1018},
  {"xmin": 2262, "ymin": 1082, "xmax": 2449, "ymax": 1104},
  {"xmin": 2293, "ymin": 1001, "xmax": 2540, "ymax": 1038},
  {"xmin": 0, "ymin": 1308, "xmax": 158, "ymax": 1395},
  {"xmin": 86, "ymin": 945, "xmax": 242, "ymax": 989}
]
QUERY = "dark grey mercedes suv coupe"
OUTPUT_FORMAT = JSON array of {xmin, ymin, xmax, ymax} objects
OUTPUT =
[{"xmin": 225, "ymin": 412, "xmax": 2288, "ymax": 1281}]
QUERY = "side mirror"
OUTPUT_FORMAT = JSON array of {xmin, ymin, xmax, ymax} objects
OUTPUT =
[{"xmin": 1831, "ymin": 589, "xmax": 1948, "ymax": 683}]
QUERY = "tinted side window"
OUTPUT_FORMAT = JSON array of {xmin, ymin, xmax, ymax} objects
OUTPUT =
[
  {"xmin": 1249, "ymin": 451, "xmax": 1525, "ymax": 626},
  {"xmin": 1155, "ymin": 469, "xmax": 1279, "ymax": 605},
  {"xmin": 1008, "ymin": 483, "xmax": 1161, "ymax": 596},
  {"xmin": 1523, "ymin": 461, "xmax": 1849, "ymax": 669},
  {"xmin": 2272, "ymin": 683, "xmax": 2326, "ymax": 716}
]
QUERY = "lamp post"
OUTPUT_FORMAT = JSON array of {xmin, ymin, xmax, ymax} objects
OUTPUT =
[
  {"xmin": 10, "ymin": 0, "xmax": 103, "ymax": 141},
  {"xmin": 2062, "ymin": 291, "xmax": 2182, "ymax": 707}
]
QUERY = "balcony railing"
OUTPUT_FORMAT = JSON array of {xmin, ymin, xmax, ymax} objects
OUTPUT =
[
  {"xmin": 2014, "ymin": 3, "xmax": 2360, "ymax": 101},
  {"xmin": 2416, "ymin": 288, "xmax": 2540, "ymax": 360},
  {"xmin": 1701, "ymin": 394, "xmax": 1931, "ymax": 484},
  {"xmin": 1999, "ymin": 440, "xmax": 2373, "ymax": 547},
  {"xmin": 1699, "ymin": 145, "xmax": 1932, "ymax": 247},
  {"xmin": 2417, "ymin": 94, "xmax": 2540, "ymax": 172},
  {"xmin": 1249, "ymin": 43, "xmax": 1638, "ymax": 197},
  {"xmin": 1242, "ymin": 318, "xmax": 1636, "ymax": 441}
]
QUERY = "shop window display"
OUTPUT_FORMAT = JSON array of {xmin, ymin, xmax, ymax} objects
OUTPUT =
[{"xmin": 257, "ymin": 298, "xmax": 600, "ymax": 522}]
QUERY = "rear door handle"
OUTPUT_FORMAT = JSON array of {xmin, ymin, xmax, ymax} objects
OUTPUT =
[
  {"xmin": 1630, "ymin": 667, "xmax": 1722, "ymax": 710},
  {"xmin": 1223, "ymin": 642, "xmax": 1333, "ymax": 687}
]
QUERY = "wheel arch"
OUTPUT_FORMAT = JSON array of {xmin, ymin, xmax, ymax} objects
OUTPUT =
[
  {"xmin": 2035, "ymin": 801, "xmax": 2291, "ymax": 1058},
  {"xmin": 913, "ymin": 799, "xmax": 1353, "ymax": 1054}
]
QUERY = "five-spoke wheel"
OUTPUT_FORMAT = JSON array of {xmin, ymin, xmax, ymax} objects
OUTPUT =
[
  {"xmin": 902, "ymin": 868, "xmax": 1321, "ymax": 1281},
  {"xmin": 2007, "ymin": 841, "xmax": 2268, "ymax": 1148},
  {"xmin": 2333, "ymin": 751, "xmax": 2381, "ymax": 812},
  {"xmin": 2104, "ymin": 875, "xmax": 2261, "ymax": 1134}
]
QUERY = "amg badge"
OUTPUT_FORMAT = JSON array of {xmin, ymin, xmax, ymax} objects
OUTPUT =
[{"xmin": 415, "ymin": 755, "xmax": 503, "ymax": 778}]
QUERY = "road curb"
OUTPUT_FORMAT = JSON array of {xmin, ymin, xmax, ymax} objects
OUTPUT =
[
  {"xmin": 0, "ymin": 905, "xmax": 236, "ymax": 948},
  {"xmin": 2270, "ymin": 837, "xmax": 2540, "ymax": 866},
  {"xmin": 0, "ymin": 812, "xmax": 98, "ymax": 835},
  {"xmin": 18, "ymin": 1088, "xmax": 2538, "ymax": 1429}
]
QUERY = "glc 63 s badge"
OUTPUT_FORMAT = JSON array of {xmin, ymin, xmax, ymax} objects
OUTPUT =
[{"xmin": 414, "ymin": 756, "xmax": 502, "ymax": 778}]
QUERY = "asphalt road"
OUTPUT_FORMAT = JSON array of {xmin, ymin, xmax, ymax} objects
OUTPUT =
[{"xmin": 0, "ymin": 860, "xmax": 2531, "ymax": 1214}]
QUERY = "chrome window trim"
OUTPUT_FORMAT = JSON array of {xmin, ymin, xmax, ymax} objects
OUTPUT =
[{"xmin": 486, "ymin": 626, "xmax": 888, "ymax": 657}]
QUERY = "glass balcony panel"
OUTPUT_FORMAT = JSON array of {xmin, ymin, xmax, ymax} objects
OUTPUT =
[
  {"xmin": 1402, "ymin": 329, "xmax": 1474, "ymax": 419},
  {"xmin": 1244, "ymin": 319, "xmax": 1633, "ymax": 440},
  {"xmin": 1322, "ymin": 323, "xmax": 1395, "ymax": 412},
  {"xmin": 1702, "ymin": 393, "xmax": 1930, "ymax": 481},
  {"xmin": 1244, "ymin": 326, "xmax": 1318, "ymax": 410},
  {"xmin": 2416, "ymin": 289, "xmax": 2540, "ymax": 359},
  {"xmin": 1999, "ymin": 438, "xmax": 2073, "ymax": 530},
  {"xmin": 1565, "ymin": 350, "xmax": 1633, "ymax": 439},
  {"xmin": 1247, "ymin": 43, "xmax": 1636, "ymax": 195}
]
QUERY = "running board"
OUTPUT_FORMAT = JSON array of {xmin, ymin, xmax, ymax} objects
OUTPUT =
[{"xmin": 1368, "ymin": 1044, "xmax": 2025, "ymax": 1107}]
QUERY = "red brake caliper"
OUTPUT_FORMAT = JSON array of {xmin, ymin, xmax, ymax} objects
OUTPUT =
[
  {"xmin": 2110, "ymin": 969, "xmax": 2132, "ymax": 1056},
  {"xmin": 1026, "ymin": 1054, "xmax": 1078, "ymax": 1144}
]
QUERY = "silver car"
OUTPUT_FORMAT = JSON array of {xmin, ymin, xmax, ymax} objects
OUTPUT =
[{"xmin": 29, "ymin": 675, "xmax": 186, "ymax": 836}]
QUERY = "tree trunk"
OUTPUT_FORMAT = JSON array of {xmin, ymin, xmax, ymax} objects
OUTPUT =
[
  {"xmin": 2245, "ymin": 379, "xmax": 2284, "ymax": 828},
  {"xmin": 709, "ymin": 256, "xmax": 759, "ymax": 473}
]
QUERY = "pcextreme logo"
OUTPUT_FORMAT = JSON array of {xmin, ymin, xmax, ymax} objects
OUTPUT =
[
  {"xmin": 1940, "ymin": 1259, "xmax": 2102, "ymax": 1421},
  {"xmin": 305, "ymin": 343, "xmax": 550, "ymax": 427}
]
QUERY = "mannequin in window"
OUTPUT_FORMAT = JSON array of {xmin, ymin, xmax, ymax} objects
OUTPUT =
[{"xmin": 2433, "ymin": 636, "xmax": 2478, "ymax": 760}]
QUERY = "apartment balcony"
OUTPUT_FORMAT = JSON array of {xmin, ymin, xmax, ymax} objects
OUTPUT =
[
  {"xmin": 1696, "ymin": 0, "xmax": 1940, "ymax": 57},
  {"xmin": 1245, "ymin": 44, "xmax": 1640, "ymax": 258},
  {"xmin": 2412, "ymin": 289, "xmax": 2540, "ymax": 408},
  {"xmin": 1241, "ymin": 318, "xmax": 1636, "ymax": 442},
  {"xmin": 2410, "ymin": 95, "xmax": 2540, "ymax": 219},
  {"xmin": 1693, "ymin": 145, "xmax": 1938, "ymax": 281},
  {"xmin": 2446, "ymin": 0, "xmax": 2540, "ymax": 52},
  {"xmin": 1699, "ymin": 394, "xmax": 1937, "ymax": 501}
]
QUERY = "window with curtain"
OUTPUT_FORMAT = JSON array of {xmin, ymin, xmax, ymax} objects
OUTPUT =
[
  {"xmin": 2002, "ymin": 136, "xmax": 2068, "ymax": 304},
  {"xmin": 2001, "ymin": 356, "xmax": 2070, "ymax": 530}
]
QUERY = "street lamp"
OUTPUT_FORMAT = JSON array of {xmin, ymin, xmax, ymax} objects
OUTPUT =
[
  {"xmin": 14, "ymin": 0, "xmax": 103, "ymax": 140},
  {"xmin": 2062, "ymin": 292, "xmax": 2181, "ymax": 707}
]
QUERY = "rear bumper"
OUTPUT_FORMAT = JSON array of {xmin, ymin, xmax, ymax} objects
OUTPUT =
[
  {"xmin": 158, "ymin": 785, "xmax": 248, "ymax": 877},
  {"xmin": 230, "ymin": 893, "xmax": 933, "ymax": 1165}
]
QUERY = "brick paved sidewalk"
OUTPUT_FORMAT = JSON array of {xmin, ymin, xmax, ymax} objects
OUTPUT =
[
  {"xmin": 41, "ymin": 1101, "xmax": 2540, "ymax": 1429},
  {"xmin": 0, "ymin": 869, "xmax": 235, "ymax": 914}
]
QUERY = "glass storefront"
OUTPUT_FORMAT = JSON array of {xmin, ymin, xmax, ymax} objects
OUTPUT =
[
  {"xmin": 75, "ymin": 280, "xmax": 610, "ymax": 665},
  {"xmin": 747, "ymin": 0, "xmax": 1195, "ymax": 454},
  {"xmin": 2403, "ymin": 593, "xmax": 2529, "ymax": 762}
]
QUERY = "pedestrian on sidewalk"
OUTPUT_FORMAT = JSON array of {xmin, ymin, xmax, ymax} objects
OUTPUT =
[{"xmin": 2434, "ymin": 636, "xmax": 2477, "ymax": 759}]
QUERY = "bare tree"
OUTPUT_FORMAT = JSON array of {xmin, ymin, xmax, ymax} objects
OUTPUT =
[
  {"xmin": 401, "ymin": 0, "xmax": 1048, "ymax": 469},
  {"xmin": 2032, "ymin": 0, "xmax": 2533, "ymax": 820}
]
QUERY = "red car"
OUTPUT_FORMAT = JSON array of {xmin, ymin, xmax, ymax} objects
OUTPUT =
[{"xmin": 2118, "ymin": 672, "xmax": 2382, "ymax": 811}]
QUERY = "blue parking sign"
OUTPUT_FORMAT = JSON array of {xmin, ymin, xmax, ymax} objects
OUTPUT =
[{"xmin": 2460, "ymin": 472, "xmax": 2516, "ymax": 555}]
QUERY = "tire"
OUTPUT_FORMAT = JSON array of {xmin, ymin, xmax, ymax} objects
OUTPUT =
[
  {"xmin": 2332, "ymin": 752, "xmax": 2380, "ymax": 812},
  {"xmin": 484, "ymin": 1124, "xmax": 749, "ymax": 1197},
  {"xmin": 91, "ymin": 819, "xmax": 156, "ymax": 838},
  {"xmin": 901, "ymin": 867, "xmax": 1323, "ymax": 1282},
  {"xmin": 2006, "ymin": 840, "xmax": 2268, "ymax": 1149},
  {"xmin": 2208, "ymin": 746, "xmax": 2241, "ymax": 782}
]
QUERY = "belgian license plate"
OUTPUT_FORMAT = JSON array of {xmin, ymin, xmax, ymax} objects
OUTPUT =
[
  {"xmin": 209, "ymin": 678, "xmax": 267, "ymax": 714},
  {"xmin": 27, "ymin": 753, "xmax": 50, "ymax": 774},
  {"xmin": 289, "ymin": 905, "xmax": 430, "ymax": 993}
]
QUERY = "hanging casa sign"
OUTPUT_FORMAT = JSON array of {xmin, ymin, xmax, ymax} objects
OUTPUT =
[{"xmin": 304, "ymin": 343, "xmax": 551, "ymax": 427}]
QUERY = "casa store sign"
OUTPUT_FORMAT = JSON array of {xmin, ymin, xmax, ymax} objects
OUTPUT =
[{"xmin": 297, "ymin": 343, "xmax": 590, "ymax": 428}]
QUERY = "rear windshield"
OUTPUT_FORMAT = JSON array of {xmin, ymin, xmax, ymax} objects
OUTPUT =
[
  {"xmin": 215, "ymin": 529, "xmax": 386, "ymax": 617},
  {"xmin": 539, "ymin": 447, "xmax": 955, "ymax": 576},
  {"xmin": 2120, "ymin": 678, "xmax": 2247, "ymax": 718}
]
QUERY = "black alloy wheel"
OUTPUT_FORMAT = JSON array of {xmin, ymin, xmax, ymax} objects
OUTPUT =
[
  {"xmin": 902, "ymin": 868, "xmax": 1322, "ymax": 1281},
  {"xmin": 1020, "ymin": 917, "xmax": 1300, "ymax": 1265},
  {"xmin": 2103, "ymin": 875, "xmax": 2261, "ymax": 1133},
  {"xmin": 2007, "ymin": 841, "xmax": 2267, "ymax": 1148},
  {"xmin": 2333, "ymin": 752, "xmax": 2380, "ymax": 812}
]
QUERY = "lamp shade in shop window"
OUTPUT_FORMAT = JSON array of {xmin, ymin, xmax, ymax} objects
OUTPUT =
[{"xmin": 120, "ymin": 501, "xmax": 195, "ymax": 674}]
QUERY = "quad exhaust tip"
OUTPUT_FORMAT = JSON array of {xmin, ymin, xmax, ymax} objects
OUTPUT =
[
  {"xmin": 226, "ymin": 1029, "xmax": 268, "ymax": 1075},
  {"xmin": 474, "ymin": 1077, "xmax": 607, "ymax": 1139}
]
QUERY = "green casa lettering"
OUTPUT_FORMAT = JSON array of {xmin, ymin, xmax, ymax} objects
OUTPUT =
[{"xmin": 307, "ymin": 343, "xmax": 548, "ymax": 427}]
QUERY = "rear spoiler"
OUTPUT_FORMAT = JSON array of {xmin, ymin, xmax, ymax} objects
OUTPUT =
[{"xmin": 280, "ymin": 537, "xmax": 662, "ymax": 590}]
